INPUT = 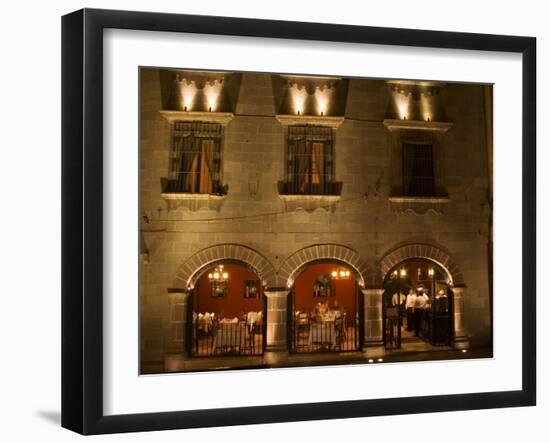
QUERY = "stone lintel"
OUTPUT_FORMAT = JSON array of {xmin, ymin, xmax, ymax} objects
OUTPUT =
[
  {"xmin": 383, "ymin": 119, "xmax": 453, "ymax": 133},
  {"xmin": 159, "ymin": 110, "xmax": 234, "ymax": 125},
  {"xmin": 275, "ymin": 114, "xmax": 345, "ymax": 128}
]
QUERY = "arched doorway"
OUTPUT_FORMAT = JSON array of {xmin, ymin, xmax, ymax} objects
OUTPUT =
[
  {"xmin": 382, "ymin": 259, "xmax": 454, "ymax": 349},
  {"xmin": 287, "ymin": 261, "xmax": 364, "ymax": 353},
  {"xmin": 188, "ymin": 260, "xmax": 266, "ymax": 357}
]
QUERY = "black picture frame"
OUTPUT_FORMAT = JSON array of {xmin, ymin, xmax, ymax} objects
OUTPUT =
[
  {"xmin": 62, "ymin": 8, "xmax": 536, "ymax": 435},
  {"xmin": 211, "ymin": 281, "xmax": 227, "ymax": 298},
  {"xmin": 244, "ymin": 280, "xmax": 260, "ymax": 299},
  {"xmin": 313, "ymin": 276, "xmax": 332, "ymax": 298}
]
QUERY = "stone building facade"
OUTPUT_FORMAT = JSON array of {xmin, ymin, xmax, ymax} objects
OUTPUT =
[{"xmin": 139, "ymin": 68, "xmax": 492, "ymax": 367}]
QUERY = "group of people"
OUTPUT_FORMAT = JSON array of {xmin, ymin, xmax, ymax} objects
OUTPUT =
[{"xmin": 391, "ymin": 288, "xmax": 431, "ymax": 336}]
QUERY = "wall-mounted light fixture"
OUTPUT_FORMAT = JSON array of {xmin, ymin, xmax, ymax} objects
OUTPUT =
[
  {"xmin": 175, "ymin": 75, "xmax": 224, "ymax": 112},
  {"xmin": 175, "ymin": 75, "xmax": 198, "ymax": 111},
  {"xmin": 331, "ymin": 268, "xmax": 351, "ymax": 280},
  {"xmin": 203, "ymin": 78, "xmax": 223, "ymax": 112},
  {"xmin": 392, "ymin": 85, "xmax": 411, "ymax": 121},
  {"xmin": 288, "ymin": 77, "xmax": 337, "ymax": 117}
]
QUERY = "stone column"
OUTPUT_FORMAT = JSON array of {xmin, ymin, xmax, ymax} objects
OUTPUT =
[
  {"xmin": 166, "ymin": 289, "xmax": 191, "ymax": 355},
  {"xmin": 264, "ymin": 290, "xmax": 289, "ymax": 351},
  {"xmin": 452, "ymin": 286, "xmax": 470, "ymax": 349},
  {"xmin": 362, "ymin": 288, "xmax": 384, "ymax": 347}
]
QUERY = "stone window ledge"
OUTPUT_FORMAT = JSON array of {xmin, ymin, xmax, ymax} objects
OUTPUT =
[
  {"xmin": 389, "ymin": 196, "xmax": 450, "ymax": 215},
  {"xmin": 279, "ymin": 194, "xmax": 341, "ymax": 213},
  {"xmin": 161, "ymin": 193, "xmax": 226, "ymax": 211},
  {"xmin": 275, "ymin": 114, "xmax": 345, "ymax": 128},
  {"xmin": 159, "ymin": 110, "xmax": 234, "ymax": 126},
  {"xmin": 383, "ymin": 119, "xmax": 453, "ymax": 133}
]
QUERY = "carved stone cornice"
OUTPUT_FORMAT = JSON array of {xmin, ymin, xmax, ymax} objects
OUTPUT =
[
  {"xmin": 388, "ymin": 196, "xmax": 450, "ymax": 215},
  {"xmin": 159, "ymin": 110, "xmax": 234, "ymax": 126},
  {"xmin": 160, "ymin": 193, "xmax": 226, "ymax": 212},
  {"xmin": 275, "ymin": 114, "xmax": 345, "ymax": 128},
  {"xmin": 278, "ymin": 194, "xmax": 341, "ymax": 213},
  {"xmin": 174, "ymin": 75, "xmax": 224, "ymax": 89}
]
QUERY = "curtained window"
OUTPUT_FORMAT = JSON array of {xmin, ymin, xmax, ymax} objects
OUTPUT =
[
  {"xmin": 168, "ymin": 122, "xmax": 223, "ymax": 194},
  {"xmin": 402, "ymin": 143, "xmax": 435, "ymax": 196},
  {"xmin": 284, "ymin": 126, "xmax": 336, "ymax": 195}
]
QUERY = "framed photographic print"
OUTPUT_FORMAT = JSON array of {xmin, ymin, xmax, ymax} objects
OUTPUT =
[
  {"xmin": 211, "ymin": 283, "xmax": 227, "ymax": 298},
  {"xmin": 244, "ymin": 280, "xmax": 260, "ymax": 299},
  {"xmin": 313, "ymin": 275, "xmax": 332, "ymax": 298},
  {"xmin": 62, "ymin": 8, "xmax": 536, "ymax": 435}
]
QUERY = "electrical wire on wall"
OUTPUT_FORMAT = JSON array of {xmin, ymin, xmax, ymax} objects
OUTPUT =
[{"xmin": 141, "ymin": 193, "xmax": 369, "ymax": 227}]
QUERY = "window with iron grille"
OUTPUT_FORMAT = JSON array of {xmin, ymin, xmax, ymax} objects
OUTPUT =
[
  {"xmin": 281, "ymin": 126, "xmax": 341, "ymax": 196},
  {"xmin": 402, "ymin": 142, "xmax": 435, "ymax": 196},
  {"xmin": 165, "ymin": 121, "xmax": 224, "ymax": 194}
]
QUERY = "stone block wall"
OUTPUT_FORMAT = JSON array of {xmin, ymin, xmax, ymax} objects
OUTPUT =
[{"xmin": 140, "ymin": 69, "xmax": 492, "ymax": 363}]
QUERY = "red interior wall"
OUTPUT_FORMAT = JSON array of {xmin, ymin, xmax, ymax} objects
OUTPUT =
[
  {"xmin": 194, "ymin": 263, "xmax": 263, "ymax": 318},
  {"xmin": 293, "ymin": 263, "xmax": 357, "ymax": 317},
  {"xmin": 407, "ymin": 260, "xmax": 425, "ymax": 290},
  {"xmin": 387, "ymin": 260, "xmax": 445, "ymax": 295}
]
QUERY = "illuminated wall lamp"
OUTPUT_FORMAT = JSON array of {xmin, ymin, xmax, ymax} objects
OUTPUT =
[{"xmin": 331, "ymin": 269, "xmax": 351, "ymax": 280}]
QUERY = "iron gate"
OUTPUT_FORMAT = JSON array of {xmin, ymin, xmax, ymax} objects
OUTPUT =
[
  {"xmin": 288, "ymin": 287, "xmax": 363, "ymax": 354},
  {"xmin": 187, "ymin": 290, "xmax": 266, "ymax": 357}
]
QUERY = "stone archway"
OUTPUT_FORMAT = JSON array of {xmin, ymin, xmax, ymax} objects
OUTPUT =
[
  {"xmin": 378, "ymin": 243, "xmax": 469, "ymax": 349},
  {"xmin": 279, "ymin": 244, "xmax": 368, "ymax": 288},
  {"xmin": 379, "ymin": 243, "xmax": 464, "ymax": 286},
  {"xmin": 168, "ymin": 244, "xmax": 276, "ymax": 356},
  {"xmin": 260, "ymin": 244, "xmax": 368, "ymax": 352},
  {"xmin": 277, "ymin": 244, "xmax": 369, "ymax": 351},
  {"xmin": 174, "ymin": 244, "xmax": 277, "ymax": 289}
]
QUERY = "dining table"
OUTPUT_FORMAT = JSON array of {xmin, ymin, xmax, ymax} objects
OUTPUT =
[
  {"xmin": 308, "ymin": 310, "xmax": 341, "ymax": 346},
  {"xmin": 211, "ymin": 320, "xmax": 247, "ymax": 352}
]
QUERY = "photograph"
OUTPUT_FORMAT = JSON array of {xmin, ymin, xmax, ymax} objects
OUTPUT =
[
  {"xmin": 0, "ymin": 0, "xmax": 543, "ymax": 439},
  {"xmin": 139, "ymin": 68, "xmax": 494, "ymax": 374}
]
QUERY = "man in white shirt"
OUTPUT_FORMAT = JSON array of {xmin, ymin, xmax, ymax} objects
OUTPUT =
[
  {"xmin": 405, "ymin": 289, "xmax": 417, "ymax": 331},
  {"xmin": 414, "ymin": 289, "xmax": 429, "ymax": 336},
  {"xmin": 391, "ymin": 291, "xmax": 406, "ymax": 307},
  {"xmin": 414, "ymin": 292, "xmax": 429, "ymax": 309}
]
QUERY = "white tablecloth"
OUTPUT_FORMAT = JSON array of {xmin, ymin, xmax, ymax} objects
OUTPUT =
[
  {"xmin": 246, "ymin": 311, "xmax": 262, "ymax": 328},
  {"xmin": 308, "ymin": 321, "xmax": 335, "ymax": 345},
  {"xmin": 212, "ymin": 324, "xmax": 247, "ymax": 351}
]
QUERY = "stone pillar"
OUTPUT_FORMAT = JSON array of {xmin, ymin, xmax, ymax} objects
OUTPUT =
[
  {"xmin": 362, "ymin": 288, "xmax": 384, "ymax": 347},
  {"xmin": 166, "ymin": 289, "xmax": 191, "ymax": 355},
  {"xmin": 264, "ymin": 290, "xmax": 289, "ymax": 351},
  {"xmin": 452, "ymin": 286, "xmax": 470, "ymax": 349}
]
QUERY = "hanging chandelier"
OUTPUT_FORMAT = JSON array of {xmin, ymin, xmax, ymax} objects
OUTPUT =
[
  {"xmin": 331, "ymin": 268, "xmax": 351, "ymax": 280},
  {"xmin": 208, "ymin": 264, "xmax": 229, "ymax": 283}
]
